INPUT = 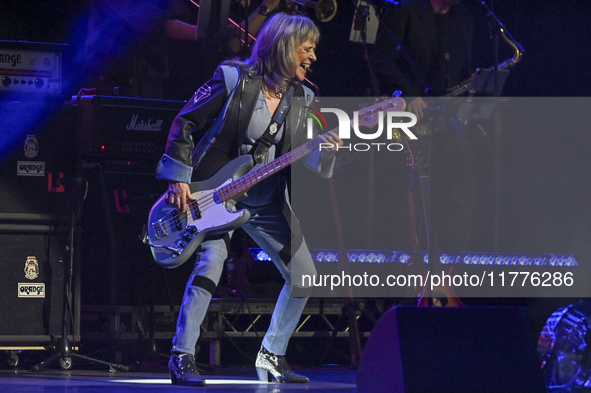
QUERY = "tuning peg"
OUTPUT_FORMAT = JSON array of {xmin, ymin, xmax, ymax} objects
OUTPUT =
[{"xmin": 393, "ymin": 90, "xmax": 403, "ymax": 97}]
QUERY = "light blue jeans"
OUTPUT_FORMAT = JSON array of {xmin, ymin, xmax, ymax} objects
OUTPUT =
[{"xmin": 172, "ymin": 200, "xmax": 316, "ymax": 356}]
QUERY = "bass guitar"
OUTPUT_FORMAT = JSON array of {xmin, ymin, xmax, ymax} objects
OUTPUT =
[{"xmin": 145, "ymin": 97, "xmax": 405, "ymax": 269}]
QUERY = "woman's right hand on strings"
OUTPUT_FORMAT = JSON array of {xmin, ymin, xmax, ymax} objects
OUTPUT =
[{"xmin": 165, "ymin": 181, "xmax": 195, "ymax": 212}]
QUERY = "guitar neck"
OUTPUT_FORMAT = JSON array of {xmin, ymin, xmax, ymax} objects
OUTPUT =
[
  {"xmin": 215, "ymin": 138, "xmax": 321, "ymax": 202},
  {"xmin": 215, "ymin": 96, "xmax": 405, "ymax": 202}
]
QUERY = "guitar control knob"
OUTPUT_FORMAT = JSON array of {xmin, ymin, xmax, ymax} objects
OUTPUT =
[
  {"xmin": 35, "ymin": 78, "xmax": 44, "ymax": 89},
  {"xmin": 2, "ymin": 76, "xmax": 12, "ymax": 86}
]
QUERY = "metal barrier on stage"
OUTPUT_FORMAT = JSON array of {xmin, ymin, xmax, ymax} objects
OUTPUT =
[{"xmin": 80, "ymin": 297, "xmax": 388, "ymax": 365}]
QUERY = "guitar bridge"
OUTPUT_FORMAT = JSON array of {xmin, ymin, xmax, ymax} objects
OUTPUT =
[{"xmin": 152, "ymin": 219, "xmax": 168, "ymax": 240}]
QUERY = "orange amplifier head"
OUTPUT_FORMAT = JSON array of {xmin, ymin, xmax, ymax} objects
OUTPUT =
[{"xmin": 0, "ymin": 40, "xmax": 67, "ymax": 97}]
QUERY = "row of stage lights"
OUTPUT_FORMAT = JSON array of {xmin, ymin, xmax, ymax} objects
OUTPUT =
[{"xmin": 250, "ymin": 248, "xmax": 578, "ymax": 267}]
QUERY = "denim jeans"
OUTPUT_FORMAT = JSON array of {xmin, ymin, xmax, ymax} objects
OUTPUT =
[{"xmin": 172, "ymin": 199, "xmax": 316, "ymax": 356}]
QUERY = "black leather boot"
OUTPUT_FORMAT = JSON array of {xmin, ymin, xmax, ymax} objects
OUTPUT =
[
  {"xmin": 168, "ymin": 352, "xmax": 206, "ymax": 386},
  {"xmin": 255, "ymin": 346, "xmax": 309, "ymax": 383}
]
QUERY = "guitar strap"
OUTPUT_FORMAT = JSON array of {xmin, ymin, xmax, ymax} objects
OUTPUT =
[
  {"xmin": 205, "ymin": 69, "xmax": 306, "ymax": 169},
  {"xmin": 252, "ymin": 85, "xmax": 294, "ymax": 164}
]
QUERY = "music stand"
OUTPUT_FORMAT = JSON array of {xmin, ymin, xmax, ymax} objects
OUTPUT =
[
  {"xmin": 455, "ymin": 67, "xmax": 510, "ymax": 136},
  {"xmin": 466, "ymin": 67, "xmax": 510, "ymax": 96}
]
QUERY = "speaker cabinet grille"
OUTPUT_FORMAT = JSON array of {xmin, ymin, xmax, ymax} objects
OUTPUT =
[{"xmin": 0, "ymin": 232, "xmax": 67, "ymax": 337}]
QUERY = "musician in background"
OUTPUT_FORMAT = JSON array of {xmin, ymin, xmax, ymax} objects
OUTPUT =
[
  {"xmin": 156, "ymin": 13, "xmax": 342, "ymax": 386},
  {"xmin": 371, "ymin": 0, "xmax": 473, "ymax": 118},
  {"xmin": 370, "ymin": 0, "xmax": 477, "ymax": 252}
]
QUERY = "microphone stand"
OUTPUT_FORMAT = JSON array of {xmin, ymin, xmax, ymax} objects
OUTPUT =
[
  {"xmin": 351, "ymin": 2, "xmax": 378, "ymax": 247},
  {"xmin": 322, "ymin": 178, "xmax": 362, "ymax": 368},
  {"xmin": 31, "ymin": 180, "xmax": 129, "ymax": 372},
  {"xmin": 480, "ymin": 0, "xmax": 508, "ymax": 251}
]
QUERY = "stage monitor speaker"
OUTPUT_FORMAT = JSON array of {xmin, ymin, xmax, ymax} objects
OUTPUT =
[{"xmin": 356, "ymin": 306, "xmax": 546, "ymax": 393}]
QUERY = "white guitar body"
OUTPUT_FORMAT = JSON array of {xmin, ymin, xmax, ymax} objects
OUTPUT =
[{"xmin": 146, "ymin": 155, "xmax": 254, "ymax": 269}]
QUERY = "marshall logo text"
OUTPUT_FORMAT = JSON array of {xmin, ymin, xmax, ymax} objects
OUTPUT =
[{"xmin": 126, "ymin": 114, "xmax": 163, "ymax": 132}]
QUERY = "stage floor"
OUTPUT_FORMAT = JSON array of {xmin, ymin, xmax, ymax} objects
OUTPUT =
[{"xmin": 0, "ymin": 367, "xmax": 357, "ymax": 392}]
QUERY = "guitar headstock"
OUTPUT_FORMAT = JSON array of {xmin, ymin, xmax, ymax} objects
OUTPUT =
[{"xmin": 356, "ymin": 97, "xmax": 406, "ymax": 128}]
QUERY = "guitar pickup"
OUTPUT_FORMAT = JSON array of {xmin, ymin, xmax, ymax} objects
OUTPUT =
[
  {"xmin": 190, "ymin": 202, "xmax": 202, "ymax": 220},
  {"xmin": 152, "ymin": 220, "xmax": 168, "ymax": 240},
  {"xmin": 172, "ymin": 210, "xmax": 182, "ymax": 231}
]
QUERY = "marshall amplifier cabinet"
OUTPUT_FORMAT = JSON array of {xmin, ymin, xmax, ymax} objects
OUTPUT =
[
  {"xmin": 76, "ymin": 95, "xmax": 186, "ymax": 173},
  {"xmin": 74, "ymin": 95, "xmax": 185, "ymax": 305}
]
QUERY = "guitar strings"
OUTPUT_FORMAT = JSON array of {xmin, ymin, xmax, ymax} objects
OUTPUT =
[{"xmin": 156, "ymin": 139, "xmax": 320, "ymax": 230}]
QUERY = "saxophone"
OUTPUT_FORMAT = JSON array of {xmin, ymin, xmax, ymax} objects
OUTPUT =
[{"xmin": 445, "ymin": 27, "xmax": 524, "ymax": 97}]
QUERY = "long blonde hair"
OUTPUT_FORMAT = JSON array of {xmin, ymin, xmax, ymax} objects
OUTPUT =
[{"xmin": 225, "ymin": 13, "xmax": 320, "ymax": 91}]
